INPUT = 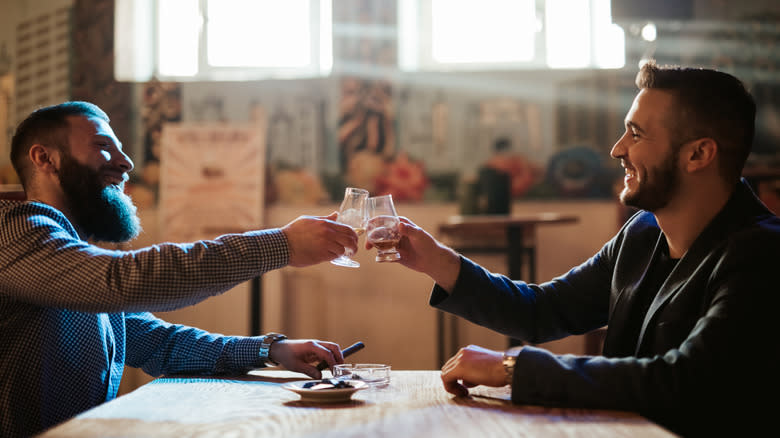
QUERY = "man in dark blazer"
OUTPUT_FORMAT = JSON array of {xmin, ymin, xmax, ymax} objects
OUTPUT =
[{"xmin": 385, "ymin": 61, "xmax": 780, "ymax": 436}]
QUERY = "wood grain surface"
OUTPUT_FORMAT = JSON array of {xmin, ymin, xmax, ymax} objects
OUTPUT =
[{"xmin": 40, "ymin": 370, "xmax": 676, "ymax": 438}]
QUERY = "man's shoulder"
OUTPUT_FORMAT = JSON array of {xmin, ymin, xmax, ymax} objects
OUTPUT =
[
  {"xmin": 621, "ymin": 210, "xmax": 660, "ymax": 236},
  {"xmin": 0, "ymin": 200, "xmax": 75, "ymax": 239}
]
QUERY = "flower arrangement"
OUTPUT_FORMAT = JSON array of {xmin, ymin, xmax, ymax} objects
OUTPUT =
[
  {"xmin": 484, "ymin": 153, "xmax": 541, "ymax": 198},
  {"xmin": 374, "ymin": 152, "xmax": 429, "ymax": 202}
]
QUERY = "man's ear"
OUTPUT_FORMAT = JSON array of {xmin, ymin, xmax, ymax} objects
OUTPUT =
[
  {"xmin": 683, "ymin": 138, "xmax": 718, "ymax": 173},
  {"xmin": 28, "ymin": 144, "xmax": 60, "ymax": 174}
]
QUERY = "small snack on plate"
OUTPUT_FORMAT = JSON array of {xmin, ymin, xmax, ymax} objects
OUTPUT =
[{"xmin": 302, "ymin": 379, "xmax": 355, "ymax": 390}]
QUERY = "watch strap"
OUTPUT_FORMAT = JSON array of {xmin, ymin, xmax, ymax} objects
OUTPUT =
[
  {"xmin": 502, "ymin": 346, "xmax": 522, "ymax": 386},
  {"xmin": 258, "ymin": 332, "xmax": 287, "ymax": 366}
]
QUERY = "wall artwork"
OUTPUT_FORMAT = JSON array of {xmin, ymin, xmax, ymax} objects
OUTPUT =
[{"xmin": 158, "ymin": 122, "xmax": 266, "ymax": 242}]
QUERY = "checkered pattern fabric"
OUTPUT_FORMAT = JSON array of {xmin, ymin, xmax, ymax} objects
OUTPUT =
[{"xmin": 0, "ymin": 200, "xmax": 290, "ymax": 437}]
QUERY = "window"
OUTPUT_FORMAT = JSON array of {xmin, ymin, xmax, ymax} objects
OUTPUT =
[
  {"xmin": 399, "ymin": 0, "xmax": 625, "ymax": 71},
  {"xmin": 115, "ymin": 0, "xmax": 332, "ymax": 81}
]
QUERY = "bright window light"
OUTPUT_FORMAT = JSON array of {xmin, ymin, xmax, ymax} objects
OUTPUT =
[
  {"xmin": 431, "ymin": 0, "xmax": 536, "ymax": 63},
  {"xmin": 319, "ymin": 0, "xmax": 333, "ymax": 73},
  {"xmin": 595, "ymin": 24, "xmax": 625, "ymax": 68},
  {"xmin": 400, "ymin": 0, "xmax": 624, "ymax": 71},
  {"xmin": 158, "ymin": 0, "xmax": 200, "ymax": 76},
  {"xmin": 207, "ymin": 0, "xmax": 311, "ymax": 68},
  {"xmin": 546, "ymin": 0, "xmax": 591, "ymax": 68},
  {"xmin": 145, "ymin": 0, "xmax": 331, "ymax": 80},
  {"xmin": 591, "ymin": 0, "xmax": 624, "ymax": 68}
]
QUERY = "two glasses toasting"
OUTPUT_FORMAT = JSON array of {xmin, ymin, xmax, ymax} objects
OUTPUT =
[{"xmin": 330, "ymin": 188, "xmax": 401, "ymax": 268}]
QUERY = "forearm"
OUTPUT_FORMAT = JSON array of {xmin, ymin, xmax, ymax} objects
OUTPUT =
[
  {"xmin": 425, "ymin": 244, "xmax": 461, "ymax": 292},
  {"xmin": 431, "ymin": 255, "xmax": 611, "ymax": 343},
  {"xmin": 2, "ymin": 223, "xmax": 288, "ymax": 313},
  {"xmin": 126, "ymin": 312, "xmax": 264, "ymax": 375}
]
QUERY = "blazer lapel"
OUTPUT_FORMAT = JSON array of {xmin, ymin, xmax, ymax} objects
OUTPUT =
[
  {"xmin": 633, "ymin": 180, "xmax": 763, "ymax": 354},
  {"xmin": 603, "ymin": 234, "xmax": 665, "ymax": 356}
]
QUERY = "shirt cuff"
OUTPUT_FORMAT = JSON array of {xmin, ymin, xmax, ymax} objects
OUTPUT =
[
  {"xmin": 232, "ymin": 337, "xmax": 267, "ymax": 369},
  {"xmin": 429, "ymin": 255, "xmax": 468, "ymax": 306}
]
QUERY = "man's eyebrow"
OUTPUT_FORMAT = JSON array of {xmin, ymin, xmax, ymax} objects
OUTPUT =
[
  {"xmin": 93, "ymin": 134, "xmax": 123, "ymax": 150},
  {"xmin": 626, "ymin": 121, "xmax": 645, "ymax": 134}
]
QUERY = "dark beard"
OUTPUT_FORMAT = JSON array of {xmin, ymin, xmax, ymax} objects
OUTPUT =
[
  {"xmin": 621, "ymin": 147, "xmax": 679, "ymax": 212},
  {"xmin": 57, "ymin": 152, "xmax": 141, "ymax": 243}
]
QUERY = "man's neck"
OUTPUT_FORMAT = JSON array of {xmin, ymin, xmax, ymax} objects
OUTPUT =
[{"xmin": 653, "ymin": 179, "xmax": 734, "ymax": 259}]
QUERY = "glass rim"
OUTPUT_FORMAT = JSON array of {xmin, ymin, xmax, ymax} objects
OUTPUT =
[{"xmin": 333, "ymin": 363, "xmax": 390, "ymax": 370}]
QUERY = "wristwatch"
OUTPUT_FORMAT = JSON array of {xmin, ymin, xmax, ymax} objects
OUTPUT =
[
  {"xmin": 258, "ymin": 332, "xmax": 287, "ymax": 366},
  {"xmin": 502, "ymin": 346, "xmax": 523, "ymax": 386}
]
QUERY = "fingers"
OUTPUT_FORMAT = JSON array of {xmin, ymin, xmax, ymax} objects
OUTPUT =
[
  {"xmin": 441, "ymin": 371, "xmax": 469, "ymax": 397},
  {"xmin": 440, "ymin": 349, "xmax": 468, "ymax": 396},
  {"xmin": 297, "ymin": 364, "xmax": 323, "ymax": 380},
  {"xmin": 439, "ymin": 345, "xmax": 506, "ymax": 396},
  {"xmin": 283, "ymin": 216, "xmax": 359, "ymax": 267},
  {"xmin": 273, "ymin": 339, "xmax": 345, "ymax": 379},
  {"xmin": 324, "ymin": 341, "xmax": 345, "ymax": 364},
  {"xmin": 313, "ymin": 341, "xmax": 344, "ymax": 371}
]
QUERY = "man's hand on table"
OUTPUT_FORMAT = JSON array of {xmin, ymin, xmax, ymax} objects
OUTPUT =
[
  {"xmin": 270, "ymin": 339, "xmax": 345, "ymax": 379},
  {"xmin": 440, "ymin": 345, "xmax": 511, "ymax": 396}
]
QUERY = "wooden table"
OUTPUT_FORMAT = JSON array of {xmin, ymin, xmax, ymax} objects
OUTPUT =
[
  {"xmin": 437, "ymin": 213, "xmax": 579, "ymax": 361},
  {"xmin": 438, "ymin": 213, "xmax": 579, "ymax": 283},
  {"xmin": 40, "ymin": 370, "xmax": 675, "ymax": 438}
]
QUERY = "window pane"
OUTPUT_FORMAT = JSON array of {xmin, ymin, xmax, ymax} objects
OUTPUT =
[
  {"xmin": 431, "ymin": 0, "xmax": 536, "ymax": 64},
  {"xmin": 546, "ymin": 0, "xmax": 590, "ymax": 68},
  {"xmin": 592, "ymin": 0, "xmax": 625, "ymax": 68},
  {"xmin": 319, "ymin": 0, "xmax": 332, "ymax": 73},
  {"xmin": 158, "ymin": 0, "xmax": 200, "ymax": 76},
  {"xmin": 207, "ymin": 0, "xmax": 312, "ymax": 68}
]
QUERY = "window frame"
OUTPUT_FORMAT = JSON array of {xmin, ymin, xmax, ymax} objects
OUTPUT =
[
  {"xmin": 398, "ymin": 0, "xmax": 624, "ymax": 72},
  {"xmin": 115, "ymin": 0, "xmax": 332, "ymax": 82}
]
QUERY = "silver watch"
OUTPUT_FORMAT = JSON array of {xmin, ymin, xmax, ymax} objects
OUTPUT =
[
  {"xmin": 502, "ymin": 346, "xmax": 523, "ymax": 385},
  {"xmin": 259, "ymin": 332, "xmax": 287, "ymax": 366}
]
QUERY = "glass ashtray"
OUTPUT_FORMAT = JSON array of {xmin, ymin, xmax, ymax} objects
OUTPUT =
[{"xmin": 333, "ymin": 363, "xmax": 391, "ymax": 387}]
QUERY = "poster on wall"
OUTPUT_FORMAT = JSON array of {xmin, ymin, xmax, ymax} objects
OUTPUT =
[{"xmin": 159, "ymin": 122, "xmax": 266, "ymax": 242}]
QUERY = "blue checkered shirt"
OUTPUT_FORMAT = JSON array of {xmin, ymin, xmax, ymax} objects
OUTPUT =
[{"xmin": 0, "ymin": 200, "xmax": 290, "ymax": 437}]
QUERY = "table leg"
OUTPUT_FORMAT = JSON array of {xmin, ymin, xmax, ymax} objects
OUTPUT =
[
  {"xmin": 251, "ymin": 276, "xmax": 262, "ymax": 336},
  {"xmin": 506, "ymin": 225, "xmax": 535, "ymax": 347},
  {"xmin": 437, "ymin": 311, "xmax": 445, "ymax": 367}
]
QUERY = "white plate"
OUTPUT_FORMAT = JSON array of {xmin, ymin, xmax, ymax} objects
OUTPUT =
[{"xmin": 282, "ymin": 380, "xmax": 368, "ymax": 403}]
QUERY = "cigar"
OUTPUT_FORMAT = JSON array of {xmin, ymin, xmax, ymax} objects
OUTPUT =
[{"xmin": 316, "ymin": 341, "xmax": 365, "ymax": 371}]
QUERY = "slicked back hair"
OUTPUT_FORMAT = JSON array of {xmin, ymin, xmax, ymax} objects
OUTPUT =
[{"xmin": 10, "ymin": 101, "xmax": 109, "ymax": 189}]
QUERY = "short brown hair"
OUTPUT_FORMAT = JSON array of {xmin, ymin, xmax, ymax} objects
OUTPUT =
[
  {"xmin": 635, "ymin": 60, "xmax": 756, "ymax": 183},
  {"xmin": 10, "ymin": 101, "xmax": 109, "ymax": 189}
]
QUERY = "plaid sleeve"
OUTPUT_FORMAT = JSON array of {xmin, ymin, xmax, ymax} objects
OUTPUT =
[
  {"xmin": 125, "ymin": 312, "xmax": 269, "ymax": 375},
  {"xmin": 0, "ymin": 201, "xmax": 290, "ymax": 314}
]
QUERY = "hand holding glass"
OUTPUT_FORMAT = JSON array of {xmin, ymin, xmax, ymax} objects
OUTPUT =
[
  {"xmin": 331, "ymin": 187, "xmax": 369, "ymax": 268},
  {"xmin": 366, "ymin": 194, "xmax": 401, "ymax": 262}
]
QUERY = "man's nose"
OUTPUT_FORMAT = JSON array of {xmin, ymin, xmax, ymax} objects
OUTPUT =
[
  {"xmin": 114, "ymin": 148, "xmax": 134, "ymax": 173},
  {"xmin": 610, "ymin": 136, "xmax": 626, "ymax": 159}
]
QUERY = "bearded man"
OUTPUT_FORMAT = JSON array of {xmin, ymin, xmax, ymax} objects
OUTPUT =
[
  {"xmin": 384, "ymin": 61, "xmax": 780, "ymax": 436},
  {"xmin": 1, "ymin": 101, "xmax": 359, "ymax": 437}
]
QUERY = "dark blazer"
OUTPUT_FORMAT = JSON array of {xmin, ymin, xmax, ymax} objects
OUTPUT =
[{"xmin": 431, "ymin": 180, "xmax": 780, "ymax": 436}]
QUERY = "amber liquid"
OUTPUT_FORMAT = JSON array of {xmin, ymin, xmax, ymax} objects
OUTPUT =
[
  {"xmin": 371, "ymin": 239, "xmax": 399, "ymax": 250},
  {"xmin": 353, "ymin": 227, "xmax": 366, "ymax": 236}
]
